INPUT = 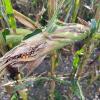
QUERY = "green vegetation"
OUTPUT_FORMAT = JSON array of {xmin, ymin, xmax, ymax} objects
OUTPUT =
[{"xmin": 0, "ymin": 0, "xmax": 100, "ymax": 100}]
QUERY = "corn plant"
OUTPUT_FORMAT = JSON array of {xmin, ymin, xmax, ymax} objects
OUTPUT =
[{"xmin": 0, "ymin": 0, "xmax": 100, "ymax": 100}]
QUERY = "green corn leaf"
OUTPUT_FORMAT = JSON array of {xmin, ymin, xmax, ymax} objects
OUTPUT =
[
  {"xmin": 71, "ymin": 79, "xmax": 85, "ymax": 100},
  {"xmin": 0, "ymin": 10, "xmax": 2, "ymax": 18},
  {"xmin": 46, "ymin": 0, "xmax": 65, "ymax": 33},
  {"xmin": 73, "ymin": 55, "xmax": 80, "ymax": 71},
  {"xmin": 93, "ymin": 32, "xmax": 100, "ymax": 40},
  {"xmin": 12, "ymin": 28, "xmax": 32, "ymax": 35},
  {"xmin": 90, "ymin": 19, "xmax": 97, "ymax": 35},
  {"xmin": 73, "ymin": 48, "xmax": 84, "ymax": 71},
  {"xmin": 11, "ymin": 93, "xmax": 18, "ymax": 100},
  {"xmin": 2, "ymin": 0, "xmax": 13, "ymax": 14},
  {"xmin": 6, "ymin": 35, "xmax": 24, "ymax": 48},
  {"xmin": 2, "ymin": 28, "xmax": 10, "ymax": 41},
  {"xmin": 54, "ymin": 90, "xmax": 63, "ymax": 100},
  {"xmin": 72, "ymin": 0, "xmax": 80, "ymax": 22},
  {"xmin": 2, "ymin": 0, "xmax": 16, "ymax": 30},
  {"xmin": 0, "ymin": 31, "xmax": 7, "ymax": 54},
  {"xmin": 6, "ymin": 28, "xmax": 32, "ymax": 48},
  {"xmin": 64, "ymin": 0, "xmax": 80, "ymax": 22},
  {"xmin": 23, "ymin": 28, "xmax": 42, "ymax": 40}
]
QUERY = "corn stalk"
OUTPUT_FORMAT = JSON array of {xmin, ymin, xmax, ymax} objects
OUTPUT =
[
  {"xmin": 0, "ymin": 23, "xmax": 89, "ymax": 78},
  {"xmin": 47, "ymin": 0, "xmax": 58, "ymax": 99}
]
